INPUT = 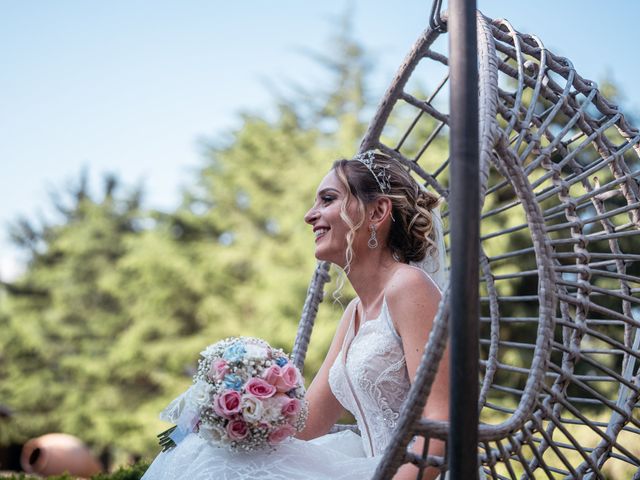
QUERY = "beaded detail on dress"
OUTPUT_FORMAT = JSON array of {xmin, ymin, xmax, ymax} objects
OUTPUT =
[{"xmin": 328, "ymin": 298, "xmax": 411, "ymax": 457}]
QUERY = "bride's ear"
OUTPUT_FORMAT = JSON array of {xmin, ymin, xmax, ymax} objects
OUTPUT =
[{"xmin": 368, "ymin": 197, "xmax": 393, "ymax": 224}]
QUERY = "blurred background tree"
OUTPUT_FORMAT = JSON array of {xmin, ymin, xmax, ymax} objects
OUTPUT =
[
  {"xmin": 0, "ymin": 23, "xmax": 390, "ymax": 464},
  {"xmin": 0, "ymin": 15, "xmax": 632, "ymax": 471}
]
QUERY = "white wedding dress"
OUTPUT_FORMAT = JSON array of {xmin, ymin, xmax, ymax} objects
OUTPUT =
[{"xmin": 142, "ymin": 297, "xmax": 414, "ymax": 480}]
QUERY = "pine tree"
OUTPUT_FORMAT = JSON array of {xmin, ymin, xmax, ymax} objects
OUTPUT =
[{"xmin": 0, "ymin": 22, "xmax": 379, "ymax": 460}]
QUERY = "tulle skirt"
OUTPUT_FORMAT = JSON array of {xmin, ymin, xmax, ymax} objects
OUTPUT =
[{"xmin": 141, "ymin": 430, "xmax": 380, "ymax": 480}]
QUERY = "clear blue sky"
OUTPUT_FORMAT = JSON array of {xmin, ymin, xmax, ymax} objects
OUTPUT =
[{"xmin": 2, "ymin": 1, "xmax": 639, "ymax": 280}]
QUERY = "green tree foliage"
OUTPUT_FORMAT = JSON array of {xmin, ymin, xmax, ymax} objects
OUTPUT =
[
  {"xmin": 0, "ymin": 174, "xmax": 147, "ymax": 456},
  {"xmin": 5, "ymin": 17, "xmax": 628, "ymax": 467},
  {"xmin": 0, "ymin": 23, "xmax": 377, "ymax": 462}
]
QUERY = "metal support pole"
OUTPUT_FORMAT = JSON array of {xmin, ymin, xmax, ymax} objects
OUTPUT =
[{"xmin": 448, "ymin": 0, "xmax": 479, "ymax": 479}]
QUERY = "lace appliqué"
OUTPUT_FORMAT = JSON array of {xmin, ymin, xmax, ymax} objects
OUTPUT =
[{"xmin": 328, "ymin": 302, "xmax": 411, "ymax": 457}]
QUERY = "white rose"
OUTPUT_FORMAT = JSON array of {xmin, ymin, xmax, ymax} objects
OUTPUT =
[
  {"xmin": 262, "ymin": 397, "xmax": 284, "ymax": 423},
  {"xmin": 244, "ymin": 343, "xmax": 268, "ymax": 359},
  {"xmin": 199, "ymin": 422, "xmax": 228, "ymax": 445},
  {"xmin": 189, "ymin": 380, "xmax": 212, "ymax": 407},
  {"xmin": 200, "ymin": 345, "xmax": 217, "ymax": 358},
  {"xmin": 241, "ymin": 395, "xmax": 265, "ymax": 423}
]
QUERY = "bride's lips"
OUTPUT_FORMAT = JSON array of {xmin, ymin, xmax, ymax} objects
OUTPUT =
[{"xmin": 313, "ymin": 226, "xmax": 330, "ymax": 243}]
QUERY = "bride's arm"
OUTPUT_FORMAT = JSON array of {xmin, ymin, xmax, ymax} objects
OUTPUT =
[
  {"xmin": 387, "ymin": 269, "xmax": 449, "ymax": 480},
  {"xmin": 295, "ymin": 298, "xmax": 356, "ymax": 440}
]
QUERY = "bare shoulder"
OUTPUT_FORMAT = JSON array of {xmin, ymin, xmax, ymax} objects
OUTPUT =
[
  {"xmin": 385, "ymin": 265, "xmax": 442, "ymax": 335},
  {"xmin": 386, "ymin": 265, "xmax": 442, "ymax": 305}
]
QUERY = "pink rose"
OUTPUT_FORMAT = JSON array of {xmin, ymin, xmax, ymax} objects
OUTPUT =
[
  {"xmin": 213, "ymin": 390, "xmax": 242, "ymax": 418},
  {"xmin": 263, "ymin": 365, "xmax": 301, "ymax": 393},
  {"xmin": 278, "ymin": 364, "xmax": 301, "ymax": 391},
  {"xmin": 245, "ymin": 377, "xmax": 276, "ymax": 399},
  {"xmin": 280, "ymin": 397, "xmax": 301, "ymax": 417},
  {"xmin": 208, "ymin": 359, "xmax": 229, "ymax": 381},
  {"xmin": 226, "ymin": 419, "xmax": 248, "ymax": 441},
  {"xmin": 268, "ymin": 424, "xmax": 296, "ymax": 445},
  {"xmin": 263, "ymin": 365, "xmax": 281, "ymax": 386}
]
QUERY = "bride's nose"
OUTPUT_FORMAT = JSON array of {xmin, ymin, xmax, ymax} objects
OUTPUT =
[{"xmin": 304, "ymin": 206, "xmax": 318, "ymax": 225}]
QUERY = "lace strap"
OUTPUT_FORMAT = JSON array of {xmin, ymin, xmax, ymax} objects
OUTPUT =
[
  {"xmin": 341, "ymin": 298, "xmax": 360, "ymax": 364},
  {"xmin": 380, "ymin": 298, "xmax": 402, "ymax": 342}
]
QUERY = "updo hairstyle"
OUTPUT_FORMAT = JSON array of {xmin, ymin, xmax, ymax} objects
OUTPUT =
[{"xmin": 332, "ymin": 151, "xmax": 441, "ymax": 267}]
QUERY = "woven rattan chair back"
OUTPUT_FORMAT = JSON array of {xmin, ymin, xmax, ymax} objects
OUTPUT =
[{"xmin": 293, "ymin": 11, "xmax": 640, "ymax": 479}]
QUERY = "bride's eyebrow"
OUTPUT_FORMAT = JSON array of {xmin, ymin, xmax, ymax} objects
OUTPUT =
[
  {"xmin": 316, "ymin": 188, "xmax": 340, "ymax": 197},
  {"xmin": 318, "ymin": 187, "xmax": 340, "ymax": 196}
]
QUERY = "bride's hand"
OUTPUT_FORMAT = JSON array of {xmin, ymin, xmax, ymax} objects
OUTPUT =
[{"xmin": 392, "ymin": 438, "xmax": 442, "ymax": 480}]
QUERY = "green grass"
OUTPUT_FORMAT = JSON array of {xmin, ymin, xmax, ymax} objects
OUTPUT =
[{"xmin": 1, "ymin": 462, "xmax": 149, "ymax": 480}]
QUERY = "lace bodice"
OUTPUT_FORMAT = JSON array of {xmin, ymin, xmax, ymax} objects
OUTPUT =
[{"xmin": 328, "ymin": 298, "xmax": 410, "ymax": 457}]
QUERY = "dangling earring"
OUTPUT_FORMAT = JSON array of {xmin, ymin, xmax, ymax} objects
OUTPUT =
[{"xmin": 368, "ymin": 224, "xmax": 378, "ymax": 249}]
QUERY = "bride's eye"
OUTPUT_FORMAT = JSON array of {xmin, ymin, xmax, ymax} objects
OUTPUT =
[{"xmin": 321, "ymin": 195, "xmax": 335, "ymax": 205}]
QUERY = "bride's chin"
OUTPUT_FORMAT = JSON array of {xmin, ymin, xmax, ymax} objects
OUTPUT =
[
  {"xmin": 313, "ymin": 250, "xmax": 328, "ymax": 262},
  {"xmin": 313, "ymin": 250, "xmax": 346, "ymax": 269},
  {"xmin": 314, "ymin": 251, "xmax": 334, "ymax": 264}
]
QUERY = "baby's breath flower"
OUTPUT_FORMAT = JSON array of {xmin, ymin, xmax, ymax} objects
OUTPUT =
[{"xmin": 161, "ymin": 336, "xmax": 307, "ymax": 453}]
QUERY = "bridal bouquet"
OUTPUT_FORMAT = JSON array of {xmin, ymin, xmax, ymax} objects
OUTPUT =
[{"xmin": 158, "ymin": 337, "xmax": 308, "ymax": 452}]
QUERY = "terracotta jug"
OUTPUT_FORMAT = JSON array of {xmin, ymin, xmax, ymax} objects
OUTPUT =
[{"xmin": 20, "ymin": 433, "xmax": 102, "ymax": 477}]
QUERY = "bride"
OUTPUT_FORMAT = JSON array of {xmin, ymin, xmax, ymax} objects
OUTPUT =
[{"xmin": 142, "ymin": 150, "xmax": 449, "ymax": 480}]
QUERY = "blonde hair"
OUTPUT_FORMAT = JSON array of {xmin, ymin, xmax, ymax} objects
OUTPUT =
[{"xmin": 332, "ymin": 152, "xmax": 440, "ymax": 273}]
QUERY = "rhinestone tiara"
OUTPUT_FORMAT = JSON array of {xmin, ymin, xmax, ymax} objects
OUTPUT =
[{"xmin": 352, "ymin": 150, "xmax": 391, "ymax": 193}]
